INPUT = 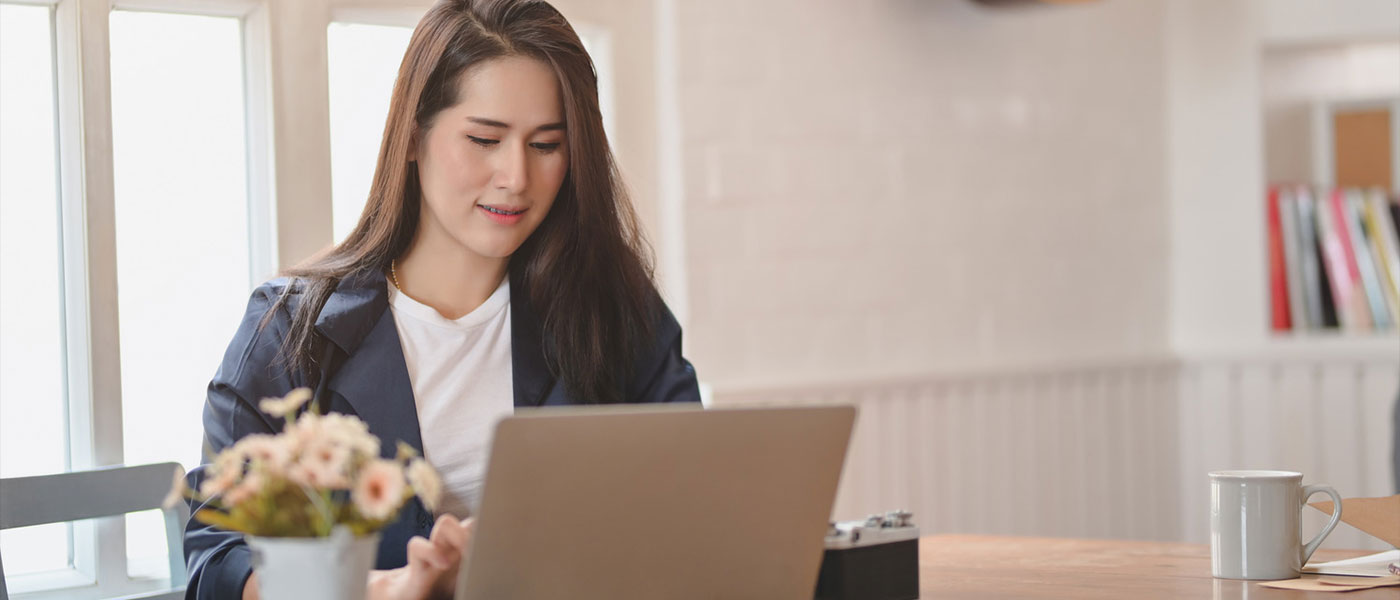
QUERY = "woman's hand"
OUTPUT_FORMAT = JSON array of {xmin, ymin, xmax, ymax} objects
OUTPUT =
[{"xmin": 368, "ymin": 515, "xmax": 475, "ymax": 600}]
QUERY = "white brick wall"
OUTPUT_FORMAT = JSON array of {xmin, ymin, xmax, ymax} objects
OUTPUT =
[
  {"xmin": 656, "ymin": 0, "xmax": 1399, "ymax": 548},
  {"xmin": 675, "ymin": 0, "xmax": 1172, "ymax": 387}
]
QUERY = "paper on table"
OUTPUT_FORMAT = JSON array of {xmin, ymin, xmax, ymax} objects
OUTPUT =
[
  {"xmin": 1257, "ymin": 574, "xmax": 1400, "ymax": 592},
  {"xmin": 1304, "ymin": 549, "xmax": 1400, "ymax": 577},
  {"xmin": 1308, "ymin": 494, "xmax": 1400, "ymax": 548}
]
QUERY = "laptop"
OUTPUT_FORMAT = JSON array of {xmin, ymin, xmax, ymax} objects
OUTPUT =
[{"xmin": 454, "ymin": 404, "xmax": 855, "ymax": 600}]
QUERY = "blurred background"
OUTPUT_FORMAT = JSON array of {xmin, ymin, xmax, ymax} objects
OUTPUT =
[{"xmin": 2, "ymin": 0, "xmax": 1398, "ymax": 596}]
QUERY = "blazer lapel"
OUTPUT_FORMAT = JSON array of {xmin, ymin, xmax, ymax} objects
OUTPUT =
[
  {"xmin": 314, "ymin": 271, "xmax": 424, "ymax": 456},
  {"xmin": 327, "ymin": 309, "xmax": 425, "ymax": 456}
]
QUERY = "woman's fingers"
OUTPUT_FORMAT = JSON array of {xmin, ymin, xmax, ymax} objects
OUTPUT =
[
  {"xmin": 422, "ymin": 516, "xmax": 475, "ymax": 599},
  {"xmin": 430, "ymin": 515, "xmax": 471, "ymax": 554},
  {"xmin": 394, "ymin": 527, "xmax": 476, "ymax": 600},
  {"xmin": 429, "ymin": 514, "xmax": 459, "ymax": 547},
  {"xmin": 407, "ymin": 535, "xmax": 452, "ymax": 571}
]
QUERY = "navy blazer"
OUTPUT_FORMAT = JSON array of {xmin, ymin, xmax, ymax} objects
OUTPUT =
[{"xmin": 183, "ymin": 269, "xmax": 701, "ymax": 600}]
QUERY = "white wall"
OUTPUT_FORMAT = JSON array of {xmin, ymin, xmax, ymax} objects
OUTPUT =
[
  {"xmin": 547, "ymin": 0, "xmax": 662, "ymax": 252},
  {"xmin": 677, "ymin": 0, "xmax": 1172, "ymax": 390},
  {"xmin": 1164, "ymin": 0, "xmax": 1268, "ymax": 355},
  {"xmin": 1253, "ymin": 0, "xmax": 1400, "ymax": 47},
  {"xmin": 671, "ymin": 0, "xmax": 1400, "ymax": 546}
]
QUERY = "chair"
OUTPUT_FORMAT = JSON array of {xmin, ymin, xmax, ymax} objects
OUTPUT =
[{"xmin": 0, "ymin": 462, "xmax": 189, "ymax": 600}]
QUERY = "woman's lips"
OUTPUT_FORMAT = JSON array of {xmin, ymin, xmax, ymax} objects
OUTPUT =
[{"xmin": 478, "ymin": 204, "xmax": 527, "ymax": 225}]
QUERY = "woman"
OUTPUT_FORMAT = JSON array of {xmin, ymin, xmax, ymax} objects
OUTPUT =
[{"xmin": 183, "ymin": 1, "xmax": 701, "ymax": 598}]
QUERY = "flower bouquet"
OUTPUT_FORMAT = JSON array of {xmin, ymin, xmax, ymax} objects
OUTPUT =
[{"xmin": 168, "ymin": 388, "xmax": 442, "ymax": 600}]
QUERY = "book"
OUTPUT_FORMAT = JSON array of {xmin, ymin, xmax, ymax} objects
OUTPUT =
[
  {"xmin": 1265, "ymin": 186, "xmax": 1398, "ymax": 332},
  {"xmin": 1314, "ymin": 220, "xmax": 1340, "ymax": 329},
  {"xmin": 1361, "ymin": 189, "xmax": 1400, "ymax": 326},
  {"xmin": 1278, "ymin": 187, "xmax": 1308, "ymax": 329},
  {"xmin": 1343, "ymin": 189, "xmax": 1392, "ymax": 329},
  {"xmin": 1326, "ymin": 189, "xmax": 1372, "ymax": 330},
  {"xmin": 1293, "ymin": 187, "xmax": 1326, "ymax": 329},
  {"xmin": 1316, "ymin": 190, "xmax": 1360, "ymax": 330},
  {"xmin": 1392, "ymin": 196, "xmax": 1400, "ymax": 239},
  {"xmin": 1267, "ymin": 186, "xmax": 1292, "ymax": 331}
]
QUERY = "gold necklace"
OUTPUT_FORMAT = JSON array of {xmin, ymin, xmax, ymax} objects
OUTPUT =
[{"xmin": 390, "ymin": 259, "xmax": 404, "ymax": 292}]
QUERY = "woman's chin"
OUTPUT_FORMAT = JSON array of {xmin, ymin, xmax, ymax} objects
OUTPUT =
[
  {"xmin": 458, "ymin": 234, "xmax": 526, "ymax": 261},
  {"xmin": 440, "ymin": 219, "xmax": 537, "ymax": 261}
]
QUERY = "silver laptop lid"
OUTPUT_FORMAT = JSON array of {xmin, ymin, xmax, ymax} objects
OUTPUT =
[{"xmin": 456, "ymin": 404, "xmax": 855, "ymax": 600}]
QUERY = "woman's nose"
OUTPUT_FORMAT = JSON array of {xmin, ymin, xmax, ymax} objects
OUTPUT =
[{"xmin": 493, "ymin": 143, "xmax": 528, "ymax": 194}]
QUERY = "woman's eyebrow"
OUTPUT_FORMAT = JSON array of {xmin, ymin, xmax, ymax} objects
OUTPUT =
[{"xmin": 466, "ymin": 116, "xmax": 566, "ymax": 132}]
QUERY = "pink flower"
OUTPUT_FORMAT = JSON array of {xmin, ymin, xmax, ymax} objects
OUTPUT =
[
  {"xmin": 286, "ymin": 412, "xmax": 380, "ymax": 459},
  {"xmin": 353, "ymin": 459, "xmax": 405, "ymax": 520},
  {"xmin": 294, "ymin": 441, "xmax": 352, "ymax": 489},
  {"xmin": 234, "ymin": 434, "xmax": 292, "ymax": 475},
  {"xmin": 222, "ymin": 471, "xmax": 265, "ymax": 506},
  {"xmin": 199, "ymin": 460, "xmax": 242, "ymax": 497},
  {"xmin": 317, "ymin": 413, "xmax": 380, "ymax": 457}
]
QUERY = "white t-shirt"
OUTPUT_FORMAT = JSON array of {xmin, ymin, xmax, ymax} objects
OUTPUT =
[{"xmin": 388, "ymin": 277, "xmax": 514, "ymax": 519}]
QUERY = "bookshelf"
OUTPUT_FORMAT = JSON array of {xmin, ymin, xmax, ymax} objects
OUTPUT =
[
  {"xmin": 1167, "ymin": 3, "xmax": 1399, "ymax": 365},
  {"xmin": 1260, "ymin": 41, "xmax": 1400, "ymax": 348},
  {"xmin": 1265, "ymin": 185, "xmax": 1400, "ymax": 338}
]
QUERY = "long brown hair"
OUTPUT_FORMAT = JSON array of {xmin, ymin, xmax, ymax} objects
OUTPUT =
[{"xmin": 269, "ymin": 0, "xmax": 655, "ymax": 404}]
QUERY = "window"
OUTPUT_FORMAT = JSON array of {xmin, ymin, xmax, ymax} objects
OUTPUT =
[
  {"xmin": 1, "ymin": 2, "xmax": 629, "ymax": 596},
  {"xmin": 575, "ymin": 26, "xmax": 616, "ymax": 146},
  {"xmin": 327, "ymin": 21, "xmax": 413, "ymax": 243},
  {"xmin": 108, "ymin": 8, "xmax": 252, "ymax": 580},
  {"xmin": 0, "ymin": 1, "xmax": 72, "ymax": 579}
]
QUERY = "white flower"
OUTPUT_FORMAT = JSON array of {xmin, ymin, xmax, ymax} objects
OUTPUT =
[
  {"xmin": 162, "ymin": 465, "xmax": 187, "ymax": 510},
  {"xmin": 231, "ymin": 434, "xmax": 292, "ymax": 475},
  {"xmin": 296, "ymin": 441, "xmax": 352, "ymax": 489},
  {"xmin": 287, "ymin": 411, "xmax": 380, "ymax": 459},
  {"xmin": 199, "ymin": 438, "xmax": 258, "ymax": 497},
  {"xmin": 284, "ymin": 412, "xmax": 317, "ymax": 448},
  {"xmin": 259, "ymin": 388, "xmax": 312, "ymax": 418},
  {"xmin": 406, "ymin": 458, "xmax": 443, "ymax": 513},
  {"xmin": 353, "ymin": 459, "xmax": 406, "ymax": 520},
  {"xmin": 223, "ymin": 471, "xmax": 265, "ymax": 506},
  {"xmin": 318, "ymin": 413, "xmax": 380, "ymax": 457},
  {"xmin": 199, "ymin": 456, "xmax": 243, "ymax": 497},
  {"xmin": 286, "ymin": 463, "xmax": 320, "ymax": 489}
]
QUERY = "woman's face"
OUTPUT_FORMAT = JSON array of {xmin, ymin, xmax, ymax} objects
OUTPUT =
[{"xmin": 412, "ymin": 55, "xmax": 569, "ymax": 261}]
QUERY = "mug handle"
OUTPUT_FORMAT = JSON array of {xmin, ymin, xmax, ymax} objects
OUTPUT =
[{"xmin": 1299, "ymin": 484, "xmax": 1343, "ymax": 567}]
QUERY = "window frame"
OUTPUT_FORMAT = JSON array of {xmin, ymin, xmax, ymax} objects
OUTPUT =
[
  {"xmin": 4, "ymin": 0, "xmax": 279, "ymax": 597},
  {"xmin": 4, "ymin": 0, "xmax": 644, "ymax": 596},
  {"xmin": 325, "ymin": 10, "xmax": 417, "ymax": 243}
]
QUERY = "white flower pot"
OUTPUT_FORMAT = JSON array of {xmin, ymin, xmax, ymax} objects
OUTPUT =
[{"xmin": 246, "ymin": 527, "xmax": 379, "ymax": 600}]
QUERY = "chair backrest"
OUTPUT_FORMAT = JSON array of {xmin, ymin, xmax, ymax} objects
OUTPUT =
[{"xmin": 0, "ymin": 462, "xmax": 189, "ymax": 600}]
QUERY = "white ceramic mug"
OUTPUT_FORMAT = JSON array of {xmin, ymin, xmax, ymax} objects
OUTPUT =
[{"xmin": 1209, "ymin": 470, "xmax": 1343, "ymax": 580}]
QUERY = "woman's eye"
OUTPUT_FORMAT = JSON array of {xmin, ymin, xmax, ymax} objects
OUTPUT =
[
  {"xmin": 530, "ymin": 142, "xmax": 562, "ymax": 154},
  {"xmin": 467, "ymin": 135, "xmax": 499, "ymax": 147}
]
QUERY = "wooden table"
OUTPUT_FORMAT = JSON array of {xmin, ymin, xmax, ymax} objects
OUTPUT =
[{"xmin": 919, "ymin": 535, "xmax": 1395, "ymax": 599}]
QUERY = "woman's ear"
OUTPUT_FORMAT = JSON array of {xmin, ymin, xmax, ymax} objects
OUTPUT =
[{"xmin": 407, "ymin": 126, "xmax": 420, "ymax": 163}]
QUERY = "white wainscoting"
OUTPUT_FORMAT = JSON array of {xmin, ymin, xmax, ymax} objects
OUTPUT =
[
  {"xmin": 711, "ymin": 347, "xmax": 1398, "ymax": 550},
  {"xmin": 1176, "ymin": 344, "xmax": 1399, "ymax": 551}
]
